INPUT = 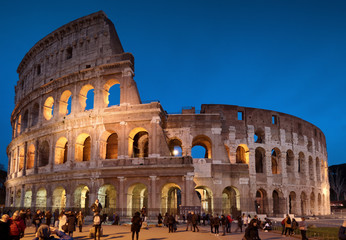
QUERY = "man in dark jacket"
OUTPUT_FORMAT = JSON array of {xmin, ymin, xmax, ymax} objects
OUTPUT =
[
  {"xmin": 167, "ymin": 214, "xmax": 175, "ymax": 233},
  {"xmin": 185, "ymin": 211, "xmax": 192, "ymax": 231},
  {"xmin": 32, "ymin": 209, "xmax": 43, "ymax": 233},
  {"xmin": 0, "ymin": 214, "xmax": 10, "ymax": 240},
  {"xmin": 66, "ymin": 211, "xmax": 76, "ymax": 237},
  {"xmin": 191, "ymin": 212, "xmax": 199, "ymax": 232},
  {"xmin": 93, "ymin": 211, "xmax": 102, "ymax": 240}
]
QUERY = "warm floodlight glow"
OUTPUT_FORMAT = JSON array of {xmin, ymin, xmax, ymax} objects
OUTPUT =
[{"xmin": 173, "ymin": 149, "xmax": 179, "ymax": 156}]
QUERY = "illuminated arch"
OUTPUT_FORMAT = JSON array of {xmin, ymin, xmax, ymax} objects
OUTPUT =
[
  {"xmin": 79, "ymin": 84, "xmax": 94, "ymax": 111},
  {"xmin": 161, "ymin": 183, "xmax": 182, "ymax": 215},
  {"xmin": 18, "ymin": 148, "xmax": 24, "ymax": 171},
  {"xmin": 310, "ymin": 192, "xmax": 316, "ymax": 215},
  {"xmin": 55, "ymin": 137, "xmax": 68, "ymax": 164},
  {"xmin": 195, "ymin": 186, "xmax": 213, "ymax": 213},
  {"xmin": 128, "ymin": 127, "xmax": 149, "ymax": 158},
  {"xmin": 98, "ymin": 184, "xmax": 117, "ymax": 210},
  {"xmin": 222, "ymin": 186, "xmax": 240, "ymax": 215},
  {"xmin": 74, "ymin": 185, "xmax": 90, "ymax": 209},
  {"xmin": 236, "ymin": 144, "xmax": 249, "ymax": 164},
  {"xmin": 27, "ymin": 144, "xmax": 35, "ymax": 169},
  {"xmin": 103, "ymin": 79, "xmax": 120, "ymax": 107},
  {"xmin": 36, "ymin": 187, "xmax": 47, "ymax": 209},
  {"xmin": 75, "ymin": 133, "xmax": 91, "ymax": 162},
  {"xmin": 52, "ymin": 187, "xmax": 66, "ymax": 210},
  {"xmin": 168, "ymin": 138, "xmax": 183, "ymax": 156},
  {"xmin": 43, "ymin": 96, "xmax": 54, "ymax": 120},
  {"xmin": 24, "ymin": 190, "xmax": 32, "ymax": 208},
  {"xmin": 59, "ymin": 90, "xmax": 72, "ymax": 116},
  {"xmin": 127, "ymin": 183, "xmax": 148, "ymax": 216},
  {"xmin": 192, "ymin": 135, "xmax": 212, "ymax": 159}
]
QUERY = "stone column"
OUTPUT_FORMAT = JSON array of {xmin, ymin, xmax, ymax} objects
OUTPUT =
[
  {"xmin": 117, "ymin": 177, "xmax": 125, "ymax": 217},
  {"xmin": 184, "ymin": 174, "xmax": 194, "ymax": 206},
  {"xmin": 119, "ymin": 122, "xmax": 127, "ymax": 159},
  {"xmin": 46, "ymin": 187, "xmax": 53, "ymax": 211},
  {"xmin": 22, "ymin": 142, "xmax": 28, "ymax": 176},
  {"xmin": 16, "ymin": 146, "xmax": 20, "ymax": 174},
  {"xmin": 34, "ymin": 140, "xmax": 39, "ymax": 174},
  {"xmin": 20, "ymin": 185, "xmax": 25, "ymax": 208},
  {"xmin": 49, "ymin": 136, "xmax": 55, "ymax": 172},
  {"xmin": 149, "ymin": 176, "xmax": 158, "ymax": 217},
  {"xmin": 149, "ymin": 116, "xmax": 160, "ymax": 157}
]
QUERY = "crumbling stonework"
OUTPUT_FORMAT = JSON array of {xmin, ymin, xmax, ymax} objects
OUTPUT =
[{"xmin": 6, "ymin": 11, "xmax": 330, "ymax": 218}]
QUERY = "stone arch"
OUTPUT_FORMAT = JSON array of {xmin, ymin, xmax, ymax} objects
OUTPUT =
[
  {"xmin": 254, "ymin": 128, "xmax": 265, "ymax": 143},
  {"xmin": 286, "ymin": 150, "xmax": 294, "ymax": 174},
  {"xmin": 24, "ymin": 189, "xmax": 32, "ymax": 208},
  {"xmin": 236, "ymin": 144, "xmax": 249, "ymax": 164},
  {"xmin": 271, "ymin": 148, "xmax": 281, "ymax": 174},
  {"xmin": 52, "ymin": 186, "xmax": 66, "ymax": 210},
  {"xmin": 255, "ymin": 147, "xmax": 265, "ymax": 173},
  {"xmin": 298, "ymin": 152, "xmax": 305, "ymax": 174},
  {"xmin": 222, "ymin": 186, "xmax": 240, "ymax": 216},
  {"xmin": 22, "ymin": 110, "xmax": 29, "ymax": 132},
  {"xmin": 309, "ymin": 156, "xmax": 314, "ymax": 180},
  {"xmin": 168, "ymin": 138, "xmax": 183, "ymax": 156},
  {"xmin": 43, "ymin": 96, "xmax": 54, "ymax": 120},
  {"xmin": 98, "ymin": 184, "xmax": 117, "ymax": 211},
  {"xmin": 318, "ymin": 193, "xmax": 322, "ymax": 215},
  {"xmin": 79, "ymin": 84, "xmax": 94, "ymax": 111},
  {"xmin": 301, "ymin": 191, "xmax": 308, "ymax": 215},
  {"xmin": 127, "ymin": 183, "xmax": 148, "ymax": 217},
  {"xmin": 11, "ymin": 151, "xmax": 17, "ymax": 173},
  {"xmin": 18, "ymin": 148, "xmax": 24, "ymax": 171},
  {"xmin": 75, "ymin": 133, "xmax": 91, "ymax": 162},
  {"xmin": 103, "ymin": 79, "xmax": 121, "ymax": 107},
  {"xmin": 316, "ymin": 157, "xmax": 321, "ymax": 181},
  {"xmin": 74, "ymin": 185, "xmax": 90, "ymax": 209},
  {"xmin": 55, "ymin": 137, "xmax": 68, "ymax": 164},
  {"xmin": 225, "ymin": 145, "xmax": 231, "ymax": 162},
  {"xmin": 255, "ymin": 188, "xmax": 268, "ymax": 214},
  {"xmin": 272, "ymin": 189, "xmax": 285, "ymax": 215},
  {"xmin": 289, "ymin": 191, "xmax": 298, "ymax": 214},
  {"xmin": 99, "ymin": 130, "xmax": 118, "ymax": 159},
  {"xmin": 192, "ymin": 135, "xmax": 212, "ymax": 159},
  {"xmin": 16, "ymin": 115, "xmax": 21, "ymax": 136},
  {"xmin": 161, "ymin": 183, "xmax": 182, "ymax": 215},
  {"xmin": 31, "ymin": 103, "xmax": 39, "ymax": 126},
  {"xmin": 15, "ymin": 189, "xmax": 21, "ymax": 208},
  {"xmin": 27, "ymin": 144, "xmax": 35, "ymax": 169},
  {"xmin": 310, "ymin": 192, "xmax": 315, "ymax": 215},
  {"xmin": 39, "ymin": 140, "xmax": 50, "ymax": 167},
  {"xmin": 59, "ymin": 90, "xmax": 72, "ymax": 116},
  {"xmin": 195, "ymin": 186, "xmax": 213, "ymax": 213},
  {"xmin": 128, "ymin": 127, "xmax": 149, "ymax": 158},
  {"xmin": 36, "ymin": 187, "xmax": 47, "ymax": 209}
]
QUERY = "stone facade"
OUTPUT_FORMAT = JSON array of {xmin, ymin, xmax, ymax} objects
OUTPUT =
[{"xmin": 6, "ymin": 11, "xmax": 330, "ymax": 218}]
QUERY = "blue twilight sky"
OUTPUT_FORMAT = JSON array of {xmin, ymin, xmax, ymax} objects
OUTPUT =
[{"xmin": 0, "ymin": 0, "xmax": 345, "ymax": 169}]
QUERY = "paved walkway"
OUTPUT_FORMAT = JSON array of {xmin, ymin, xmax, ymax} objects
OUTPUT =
[{"xmin": 22, "ymin": 224, "xmax": 300, "ymax": 240}]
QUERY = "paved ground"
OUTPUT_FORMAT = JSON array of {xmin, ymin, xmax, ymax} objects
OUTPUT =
[{"xmin": 22, "ymin": 224, "xmax": 302, "ymax": 240}]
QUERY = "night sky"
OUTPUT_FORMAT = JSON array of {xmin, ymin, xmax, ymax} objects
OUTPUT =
[{"xmin": 1, "ymin": 0, "xmax": 345, "ymax": 170}]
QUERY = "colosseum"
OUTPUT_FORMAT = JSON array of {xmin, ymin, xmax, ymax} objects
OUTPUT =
[{"xmin": 6, "ymin": 11, "xmax": 330, "ymax": 218}]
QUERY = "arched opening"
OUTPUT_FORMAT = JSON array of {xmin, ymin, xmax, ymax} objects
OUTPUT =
[
  {"xmin": 301, "ymin": 192, "xmax": 307, "ymax": 215},
  {"xmin": 317, "ymin": 193, "xmax": 322, "ymax": 215},
  {"xmin": 104, "ymin": 79, "xmax": 121, "ymax": 107},
  {"xmin": 18, "ymin": 148, "xmax": 24, "ymax": 171},
  {"xmin": 59, "ymin": 90, "xmax": 72, "ymax": 116},
  {"xmin": 192, "ymin": 135, "xmax": 212, "ymax": 159},
  {"xmin": 286, "ymin": 150, "xmax": 294, "ymax": 174},
  {"xmin": 36, "ymin": 188, "xmax": 47, "ymax": 209},
  {"xmin": 316, "ymin": 158, "xmax": 320, "ymax": 181},
  {"xmin": 272, "ymin": 190, "xmax": 284, "ymax": 215},
  {"xmin": 52, "ymin": 187, "xmax": 66, "ymax": 210},
  {"xmin": 22, "ymin": 110, "xmax": 29, "ymax": 132},
  {"xmin": 289, "ymin": 191, "xmax": 297, "ymax": 214},
  {"xmin": 16, "ymin": 115, "xmax": 21, "ymax": 136},
  {"xmin": 74, "ymin": 185, "xmax": 90, "ymax": 209},
  {"xmin": 271, "ymin": 148, "xmax": 281, "ymax": 174},
  {"xmin": 98, "ymin": 185, "xmax": 116, "ymax": 212},
  {"xmin": 106, "ymin": 133, "xmax": 118, "ymax": 159},
  {"xmin": 161, "ymin": 183, "xmax": 181, "ymax": 215},
  {"xmin": 55, "ymin": 137, "xmax": 68, "ymax": 165},
  {"xmin": 168, "ymin": 138, "xmax": 183, "ymax": 156},
  {"xmin": 39, "ymin": 141, "xmax": 49, "ymax": 167},
  {"xmin": 255, "ymin": 189, "xmax": 268, "ymax": 214},
  {"xmin": 254, "ymin": 128, "xmax": 265, "ymax": 143},
  {"xmin": 309, "ymin": 156, "xmax": 314, "ymax": 180},
  {"xmin": 24, "ymin": 190, "xmax": 32, "ymax": 208},
  {"xmin": 79, "ymin": 84, "xmax": 94, "ymax": 111},
  {"xmin": 310, "ymin": 192, "xmax": 315, "ymax": 215},
  {"xmin": 31, "ymin": 103, "xmax": 39, "ymax": 126},
  {"xmin": 15, "ymin": 190, "xmax": 21, "ymax": 208},
  {"xmin": 222, "ymin": 186, "xmax": 240, "ymax": 216},
  {"xmin": 255, "ymin": 147, "xmax": 265, "ymax": 173},
  {"xmin": 195, "ymin": 186, "xmax": 213, "ymax": 214},
  {"xmin": 75, "ymin": 133, "xmax": 91, "ymax": 162},
  {"xmin": 11, "ymin": 152, "xmax": 17, "ymax": 173},
  {"xmin": 298, "ymin": 152, "xmax": 305, "ymax": 175},
  {"xmin": 127, "ymin": 183, "xmax": 148, "ymax": 217},
  {"xmin": 43, "ymin": 96, "xmax": 54, "ymax": 120},
  {"xmin": 236, "ymin": 146, "xmax": 246, "ymax": 163},
  {"xmin": 27, "ymin": 144, "xmax": 35, "ymax": 169},
  {"xmin": 128, "ymin": 128, "xmax": 149, "ymax": 158}
]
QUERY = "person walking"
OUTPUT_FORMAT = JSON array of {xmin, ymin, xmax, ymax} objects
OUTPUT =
[
  {"xmin": 9, "ymin": 211, "xmax": 26, "ymax": 240},
  {"xmin": 185, "ymin": 211, "xmax": 192, "ymax": 231},
  {"xmin": 131, "ymin": 212, "xmax": 142, "ymax": 240},
  {"xmin": 235, "ymin": 215, "xmax": 243, "ymax": 232},
  {"xmin": 299, "ymin": 217, "xmax": 308, "ymax": 240},
  {"xmin": 244, "ymin": 219, "xmax": 261, "ymax": 240},
  {"xmin": 66, "ymin": 211, "xmax": 76, "ymax": 237},
  {"xmin": 0, "ymin": 214, "xmax": 10, "ymax": 240},
  {"xmin": 210, "ymin": 214, "xmax": 214, "ymax": 233},
  {"xmin": 58, "ymin": 210, "xmax": 67, "ymax": 232},
  {"xmin": 339, "ymin": 220, "xmax": 346, "ymax": 240},
  {"xmin": 45, "ymin": 210, "xmax": 52, "ymax": 226},
  {"xmin": 93, "ymin": 211, "xmax": 102, "ymax": 240},
  {"xmin": 281, "ymin": 217, "xmax": 286, "ymax": 236},
  {"xmin": 226, "ymin": 214, "xmax": 233, "ymax": 233},
  {"xmin": 168, "ymin": 214, "xmax": 175, "ymax": 233},
  {"xmin": 76, "ymin": 211, "xmax": 84, "ymax": 232},
  {"xmin": 213, "ymin": 214, "xmax": 220, "ymax": 236},
  {"xmin": 91, "ymin": 199, "xmax": 103, "ymax": 213},
  {"xmin": 191, "ymin": 211, "xmax": 199, "ymax": 232},
  {"xmin": 291, "ymin": 218, "xmax": 298, "ymax": 235},
  {"xmin": 220, "ymin": 214, "xmax": 227, "ymax": 236},
  {"xmin": 157, "ymin": 213, "xmax": 163, "ymax": 227},
  {"xmin": 32, "ymin": 209, "xmax": 43, "ymax": 234}
]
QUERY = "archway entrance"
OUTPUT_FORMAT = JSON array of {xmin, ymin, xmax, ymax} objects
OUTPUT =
[
  {"xmin": 36, "ymin": 188, "xmax": 47, "ymax": 209},
  {"xmin": 98, "ymin": 185, "xmax": 116, "ymax": 214},
  {"xmin": 127, "ymin": 183, "xmax": 148, "ymax": 216},
  {"xmin": 24, "ymin": 190, "xmax": 32, "ymax": 208},
  {"xmin": 255, "ymin": 189, "xmax": 268, "ymax": 214},
  {"xmin": 161, "ymin": 183, "xmax": 181, "ymax": 215},
  {"xmin": 222, "ymin": 186, "xmax": 240, "ymax": 216},
  {"xmin": 289, "ymin": 191, "xmax": 297, "ymax": 214},
  {"xmin": 53, "ymin": 187, "xmax": 66, "ymax": 210},
  {"xmin": 74, "ymin": 185, "xmax": 90, "ymax": 209},
  {"xmin": 195, "ymin": 186, "xmax": 213, "ymax": 213}
]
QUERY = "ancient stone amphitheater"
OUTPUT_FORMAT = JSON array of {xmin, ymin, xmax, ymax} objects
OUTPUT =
[{"xmin": 6, "ymin": 11, "xmax": 330, "ymax": 218}]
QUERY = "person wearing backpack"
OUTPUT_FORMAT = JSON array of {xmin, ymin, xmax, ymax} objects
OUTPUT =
[
  {"xmin": 284, "ymin": 215, "xmax": 292, "ymax": 236},
  {"xmin": 93, "ymin": 212, "xmax": 102, "ymax": 240},
  {"xmin": 131, "ymin": 212, "xmax": 142, "ymax": 240}
]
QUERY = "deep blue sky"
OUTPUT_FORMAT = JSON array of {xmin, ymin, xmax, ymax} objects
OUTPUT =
[{"xmin": 0, "ymin": 0, "xmax": 345, "ymax": 169}]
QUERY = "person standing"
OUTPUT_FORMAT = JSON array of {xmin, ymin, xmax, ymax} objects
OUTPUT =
[
  {"xmin": 0, "ymin": 214, "xmax": 10, "ymax": 240},
  {"xmin": 131, "ymin": 212, "xmax": 142, "ymax": 240},
  {"xmin": 53, "ymin": 209, "xmax": 59, "ymax": 228},
  {"xmin": 93, "ymin": 211, "xmax": 102, "ymax": 240},
  {"xmin": 299, "ymin": 217, "xmax": 308, "ymax": 240},
  {"xmin": 157, "ymin": 213, "xmax": 163, "ymax": 226},
  {"xmin": 235, "ymin": 215, "xmax": 243, "ymax": 232},
  {"xmin": 66, "ymin": 211, "xmax": 76, "ymax": 237},
  {"xmin": 58, "ymin": 210, "xmax": 67, "ymax": 232},
  {"xmin": 32, "ymin": 209, "xmax": 43, "ymax": 234},
  {"xmin": 210, "ymin": 214, "xmax": 214, "ymax": 233},
  {"xmin": 244, "ymin": 219, "xmax": 261, "ymax": 240},
  {"xmin": 284, "ymin": 214, "xmax": 292, "ymax": 236},
  {"xmin": 185, "ymin": 211, "xmax": 192, "ymax": 231},
  {"xmin": 168, "ymin": 214, "xmax": 175, "ymax": 233},
  {"xmin": 213, "ymin": 214, "xmax": 220, "ymax": 236},
  {"xmin": 191, "ymin": 211, "xmax": 199, "ymax": 232},
  {"xmin": 45, "ymin": 210, "xmax": 52, "ymax": 227},
  {"xmin": 91, "ymin": 199, "xmax": 103, "ymax": 213},
  {"xmin": 339, "ymin": 220, "xmax": 346, "ymax": 240},
  {"xmin": 9, "ymin": 211, "xmax": 26, "ymax": 240},
  {"xmin": 226, "ymin": 214, "xmax": 233, "ymax": 233},
  {"xmin": 76, "ymin": 211, "xmax": 84, "ymax": 232},
  {"xmin": 220, "ymin": 215, "xmax": 227, "ymax": 236}
]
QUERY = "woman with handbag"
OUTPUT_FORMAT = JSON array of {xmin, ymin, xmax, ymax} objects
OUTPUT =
[
  {"xmin": 58, "ymin": 210, "xmax": 67, "ymax": 232},
  {"xmin": 8, "ymin": 211, "xmax": 26, "ymax": 240}
]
